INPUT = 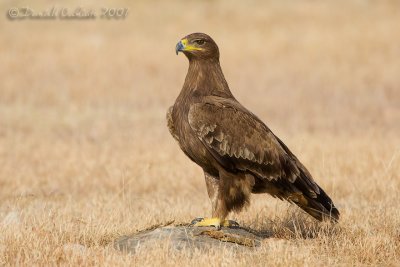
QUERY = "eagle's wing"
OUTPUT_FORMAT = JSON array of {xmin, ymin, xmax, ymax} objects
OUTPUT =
[
  {"xmin": 188, "ymin": 96, "xmax": 320, "ymax": 196},
  {"xmin": 166, "ymin": 106, "xmax": 179, "ymax": 142}
]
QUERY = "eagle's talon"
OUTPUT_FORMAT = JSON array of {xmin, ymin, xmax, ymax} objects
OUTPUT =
[
  {"xmin": 190, "ymin": 217, "xmax": 204, "ymax": 225},
  {"xmin": 223, "ymin": 219, "xmax": 240, "ymax": 228},
  {"xmin": 191, "ymin": 217, "xmax": 239, "ymax": 229},
  {"xmin": 192, "ymin": 217, "xmax": 221, "ymax": 229}
]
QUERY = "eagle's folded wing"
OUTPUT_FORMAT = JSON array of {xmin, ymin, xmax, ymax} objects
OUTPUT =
[
  {"xmin": 188, "ymin": 96, "xmax": 298, "ymax": 180},
  {"xmin": 167, "ymin": 106, "xmax": 179, "ymax": 142},
  {"xmin": 188, "ymin": 96, "xmax": 323, "ymax": 199}
]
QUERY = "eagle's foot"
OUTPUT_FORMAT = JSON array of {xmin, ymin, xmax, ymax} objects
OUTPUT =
[{"xmin": 190, "ymin": 217, "xmax": 239, "ymax": 229}]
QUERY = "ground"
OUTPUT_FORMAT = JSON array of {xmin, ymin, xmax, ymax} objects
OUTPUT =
[{"xmin": 0, "ymin": 0, "xmax": 399, "ymax": 266}]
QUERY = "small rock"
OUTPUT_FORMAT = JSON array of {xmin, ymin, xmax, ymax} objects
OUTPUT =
[
  {"xmin": 63, "ymin": 243, "xmax": 86, "ymax": 255},
  {"xmin": 115, "ymin": 225, "xmax": 266, "ymax": 254},
  {"xmin": 2, "ymin": 211, "xmax": 20, "ymax": 226}
]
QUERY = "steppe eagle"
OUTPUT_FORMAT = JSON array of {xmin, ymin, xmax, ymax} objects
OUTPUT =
[{"xmin": 167, "ymin": 33, "xmax": 339, "ymax": 228}]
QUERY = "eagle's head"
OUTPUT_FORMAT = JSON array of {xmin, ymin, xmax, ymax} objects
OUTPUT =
[{"xmin": 176, "ymin": 33, "xmax": 219, "ymax": 61}]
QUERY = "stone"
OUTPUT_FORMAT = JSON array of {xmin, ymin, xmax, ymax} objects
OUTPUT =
[
  {"xmin": 114, "ymin": 223, "xmax": 268, "ymax": 254},
  {"xmin": 2, "ymin": 211, "xmax": 20, "ymax": 226},
  {"xmin": 63, "ymin": 243, "xmax": 86, "ymax": 255}
]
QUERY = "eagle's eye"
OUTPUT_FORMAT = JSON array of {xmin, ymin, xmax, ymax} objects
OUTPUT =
[{"xmin": 194, "ymin": 39, "xmax": 205, "ymax": 45}]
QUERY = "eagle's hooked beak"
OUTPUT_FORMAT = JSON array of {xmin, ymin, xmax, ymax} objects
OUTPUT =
[
  {"xmin": 176, "ymin": 38, "xmax": 203, "ymax": 55},
  {"xmin": 175, "ymin": 40, "xmax": 185, "ymax": 55}
]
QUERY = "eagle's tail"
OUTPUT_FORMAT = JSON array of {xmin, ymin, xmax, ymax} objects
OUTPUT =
[{"xmin": 294, "ymin": 185, "xmax": 340, "ymax": 222}]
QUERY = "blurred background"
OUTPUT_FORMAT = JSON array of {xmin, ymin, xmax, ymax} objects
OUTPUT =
[
  {"xmin": 2, "ymin": 0, "xmax": 399, "ymax": 136},
  {"xmin": 1, "ymin": 0, "xmax": 400, "ymax": 207},
  {"xmin": 1, "ymin": 0, "xmax": 400, "ymax": 218}
]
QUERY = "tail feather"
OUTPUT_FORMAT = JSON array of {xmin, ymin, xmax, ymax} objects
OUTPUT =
[
  {"xmin": 252, "ymin": 174, "xmax": 340, "ymax": 222},
  {"xmin": 294, "ymin": 185, "xmax": 340, "ymax": 222},
  {"xmin": 272, "ymin": 135, "xmax": 340, "ymax": 222}
]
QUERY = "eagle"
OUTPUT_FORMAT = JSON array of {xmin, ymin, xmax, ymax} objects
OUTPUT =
[{"xmin": 167, "ymin": 33, "xmax": 339, "ymax": 229}]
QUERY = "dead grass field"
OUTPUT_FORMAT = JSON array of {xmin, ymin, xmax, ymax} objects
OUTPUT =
[{"xmin": 0, "ymin": 0, "xmax": 399, "ymax": 266}]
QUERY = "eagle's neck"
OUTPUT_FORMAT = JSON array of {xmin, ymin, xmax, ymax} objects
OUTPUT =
[{"xmin": 178, "ymin": 59, "xmax": 234, "ymax": 103}]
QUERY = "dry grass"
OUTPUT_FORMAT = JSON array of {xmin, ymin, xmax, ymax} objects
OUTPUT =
[{"xmin": 1, "ymin": 0, "xmax": 400, "ymax": 266}]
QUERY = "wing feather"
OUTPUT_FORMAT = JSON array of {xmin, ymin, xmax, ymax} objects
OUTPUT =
[
  {"xmin": 166, "ymin": 106, "xmax": 179, "ymax": 142},
  {"xmin": 188, "ymin": 96, "xmax": 300, "ymax": 182}
]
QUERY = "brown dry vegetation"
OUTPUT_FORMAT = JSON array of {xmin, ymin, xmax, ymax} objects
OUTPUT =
[{"xmin": 1, "ymin": 0, "xmax": 400, "ymax": 266}]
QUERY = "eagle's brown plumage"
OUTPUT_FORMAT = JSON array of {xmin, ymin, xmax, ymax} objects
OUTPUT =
[{"xmin": 168, "ymin": 33, "xmax": 339, "ymax": 225}]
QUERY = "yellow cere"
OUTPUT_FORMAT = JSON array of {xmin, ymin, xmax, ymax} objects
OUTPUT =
[{"xmin": 181, "ymin": 38, "xmax": 203, "ymax": 52}]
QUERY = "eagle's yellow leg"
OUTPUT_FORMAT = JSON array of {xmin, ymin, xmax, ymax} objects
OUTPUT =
[{"xmin": 191, "ymin": 217, "xmax": 239, "ymax": 229}]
